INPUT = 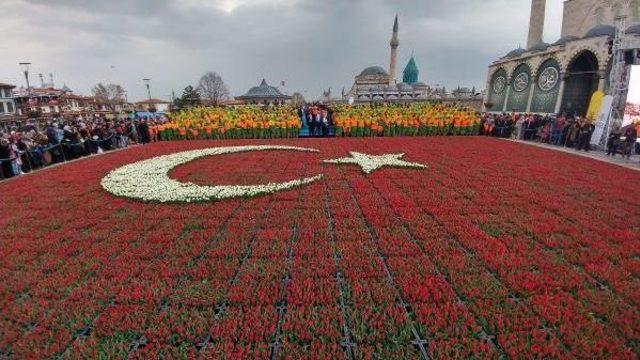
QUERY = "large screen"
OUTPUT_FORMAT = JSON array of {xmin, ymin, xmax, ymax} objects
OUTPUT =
[{"xmin": 623, "ymin": 64, "xmax": 640, "ymax": 127}]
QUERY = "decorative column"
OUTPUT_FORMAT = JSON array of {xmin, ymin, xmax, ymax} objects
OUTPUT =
[
  {"xmin": 502, "ymin": 78, "xmax": 512, "ymax": 112},
  {"xmin": 483, "ymin": 69, "xmax": 493, "ymax": 112},
  {"xmin": 525, "ymin": 74, "xmax": 536, "ymax": 112},
  {"xmin": 389, "ymin": 15, "xmax": 399, "ymax": 86},
  {"xmin": 554, "ymin": 72, "xmax": 567, "ymax": 114},
  {"xmin": 526, "ymin": 0, "xmax": 546, "ymax": 49},
  {"xmin": 597, "ymin": 70, "xmax": 607, "ymax": 91}
]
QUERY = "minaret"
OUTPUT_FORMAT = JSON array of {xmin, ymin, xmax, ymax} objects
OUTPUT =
[
  {"xmin": 526, "ymin": 0, "xmax": 546, "ymax": 49},
  {"xmin": 389, "ymin": 14, "xmax": 399, "ymax": 85}
]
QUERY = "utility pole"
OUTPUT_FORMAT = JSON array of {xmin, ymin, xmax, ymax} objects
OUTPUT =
[
  {"xmin": 143, "ymin": 78, "xmax": 152, "ymax": 100},
  {"xmin": 19, "ymin": 62, "xmax": 32, "ymax": 90}
]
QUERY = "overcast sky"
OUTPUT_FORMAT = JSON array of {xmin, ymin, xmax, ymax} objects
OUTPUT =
[{"xmin": 0, "ymin": 0, "xmax": 563, "ymax": 101}]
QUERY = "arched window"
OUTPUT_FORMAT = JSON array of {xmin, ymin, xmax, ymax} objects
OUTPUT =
[{"xmin": 594, "ymin": 7, "xmax": 604, "ymax": 25}]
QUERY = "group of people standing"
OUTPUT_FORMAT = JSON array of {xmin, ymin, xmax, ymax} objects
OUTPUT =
[
  {"xmin": 481, "ymin": 112, "xmax": 640, "ymax": 158},
  {"xmin": 606, "ymin": 125, "xmax": 638, "ymax": 159},
  {"xmin": 297, "ymin": 105, "xmax": 334, "ymax": 137},
  {"xmin": 0, "ymin": 113, "xmax": 169, "ymax": 180}
]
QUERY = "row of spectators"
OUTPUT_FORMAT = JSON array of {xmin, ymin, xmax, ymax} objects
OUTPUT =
[
  {"xmin": 481, "ymin": 113, "xmax": 640, "ymax": 158},
  {"xmin": 0, "ymin": 114, "xmax": 169, "ymax": 180}
]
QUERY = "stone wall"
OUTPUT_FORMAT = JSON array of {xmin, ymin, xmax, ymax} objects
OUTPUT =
[{"xmin": 562, "ymin": 0, "xmax": 640, "ymax": 38}]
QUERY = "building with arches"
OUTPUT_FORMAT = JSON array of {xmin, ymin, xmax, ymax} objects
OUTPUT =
[{"xmin": 485, "ymin": 0, "xmax": 640, "ymax": 116}]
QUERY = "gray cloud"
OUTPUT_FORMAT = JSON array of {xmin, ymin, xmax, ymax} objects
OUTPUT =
[{"xmin": 0, "ymin": 0, "xmax": 562, "ymax": 101}]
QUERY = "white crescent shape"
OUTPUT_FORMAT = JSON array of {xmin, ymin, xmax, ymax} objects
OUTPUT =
[{"xmin": 101, "ymin": 145, "xmax": 323, "ymax": 203}]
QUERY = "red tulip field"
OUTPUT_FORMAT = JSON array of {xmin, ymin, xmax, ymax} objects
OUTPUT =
[{"xmin": 0, "ymin": 137, "xmax": 638, "ymax": 359}]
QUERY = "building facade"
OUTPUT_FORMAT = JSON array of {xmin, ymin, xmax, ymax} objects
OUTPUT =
[
  {"xmin": 485, "ymin": 0, "xmax": 640, "ymax": 116},
  {"xmin": 0, "ymin": 83, "xmax": 16, "ymax": 116},
  {"xmin": 134, "ymin": 99, "xmax": 171, "ymax": 113},
  {"xmin": 12, "ymin": 85, "xmax": 98, "ymax": 117}
]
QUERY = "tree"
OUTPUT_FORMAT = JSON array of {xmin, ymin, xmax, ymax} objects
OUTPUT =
[
  {"xmin": 176, "ymin": 85, "xmax": 201, "ymax": 109},
  {"xmin": 291, "ymin": 92, "xmax": 305, "ymax": 107},
  {"xmin": 197, "ymin": 72, "xmax": 229, "ymax": 105},
  {"xmin": 92, "ymin": 83, "xmax": 125, "ymax": 113}
]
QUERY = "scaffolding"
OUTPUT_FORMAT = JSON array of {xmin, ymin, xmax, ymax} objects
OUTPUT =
[{"xmin": 601, "ymin": 15, "xmax": 629, "ymax": 147}]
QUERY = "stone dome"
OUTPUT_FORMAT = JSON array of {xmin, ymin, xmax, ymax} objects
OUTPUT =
[
  {"xmin": 396, "ymin": 82, "xmax": 413, "ymax": 91},
  {"xmin": 359, "ymin": 66, "xmax": 388, "ymax": 76},
  {"xmin": 504, "ymin": 47, "xmax": 526, "ymax": 59},
  {"xmin": 412, "ymin": 82, "xmax": 428, "ymax": 89},
  {"xmin": 529, "ymin": 42, "xmax": 550, "ymax": 52},
  {"xmin": 583, "ymin": 24, "xmax": 616, "ymax": 38},
  {"xmin": 627, "ymin": 24, "xmax": 640, "ymax": 35},
  {"xmin": 553, "ymin": 36, "xmax": 578, "ymax": 46}
]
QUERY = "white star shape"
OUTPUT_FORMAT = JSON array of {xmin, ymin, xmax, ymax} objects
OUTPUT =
[{"xmin": 324, "ymin": 152, "xmax": 427, "ymax": 174}]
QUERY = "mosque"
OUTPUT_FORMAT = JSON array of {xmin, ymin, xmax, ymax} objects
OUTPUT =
[
  {"xmin": 485, "ymin": 0, "xmax": 640, "ymax": 116},
  {"xmin": 344, "ymin": 16, "xmax": 430, "ymax": 102}
]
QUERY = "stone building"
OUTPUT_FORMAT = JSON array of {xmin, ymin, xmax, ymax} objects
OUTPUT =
[
  {"xmin": 345, "ymin": 16, "xmax": 430, "ymax": 102},
  {"xmin": 485, "ymin": 0, "xmax": 640, "ymax": 116}
]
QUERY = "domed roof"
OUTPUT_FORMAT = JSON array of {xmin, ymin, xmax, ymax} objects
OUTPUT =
[
  {"xmin": 236, "ymin": 79, "xmax": 291, "ymax": 100},
  {"xmin": 529, "ymin": 42, "xmax": 550, "ymax": 52},
  {"xmin": 397, "ymin": 82, "xmax": 413, "ymax": 91},
  {"xmin": 412, "ymin": 82, "xmax": 428, "ymax": 89},
  {"xmin": 504, "ymin": 47, "xmax": 526, "ymax": 59},
  {"xmin": 553, "ymin": 36, "xmax": 579, "ymax": 46},
  {"xmin": 627, "ymin": 24, "xmax": 640, "ymax": 35},
  {"xmin": 584, "ymin": 24, "xmax": 616, "ymax": 38},
  {"xmin": 359, "ymin": 66, "xmax": 388, "ymax": 76}
]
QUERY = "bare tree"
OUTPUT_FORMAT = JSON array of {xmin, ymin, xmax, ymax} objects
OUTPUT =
[
  {"xmin": 291, "ymin": 92, "xmax": 306, "ymax": 107},
  {"xmin": 197, "ymin": 72, "xmax": 229, "ymax": 105},
  {"xmin": 92, "ymin": 83, "xmax": 126, "ymax": 113}
]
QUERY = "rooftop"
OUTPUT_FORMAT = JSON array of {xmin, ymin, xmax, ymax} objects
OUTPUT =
[
  {"xmin": 135, "ymin": 98, "xmax": 171, "ymax": 105},
  {"xmin": 359, "ymin": 66, "xmax": 389, "ymax": 77},
  {"xmin": 236, "ymin": 79, "xmax": 291, "ymax": 100}
]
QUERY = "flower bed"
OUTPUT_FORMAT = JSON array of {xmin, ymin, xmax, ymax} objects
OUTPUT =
[
  {"xmin": 158, "ymin": 104, "xmax": 480, "ymax": 140},
  {"xmin": 0, "ymin": 137, "xmax": 638, "ymax": 358},
  {"xmin": 332, "ymin": 103, "xmax": 480, "ymax": 137},
  {"xmin": 159, "ymin": 106, "xmax": 301, "ymax": 140}
]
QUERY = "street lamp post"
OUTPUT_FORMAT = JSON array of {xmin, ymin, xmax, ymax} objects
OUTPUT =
[
  {"xmin": 19, "ymin": 62, "xmax": 32, "ymax": 90},
  {"xmin": 143, "ymin": 78, "xmax": 152, "ymax": 100}
]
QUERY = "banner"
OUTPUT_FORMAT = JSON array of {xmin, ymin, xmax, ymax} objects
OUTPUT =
[
  {"xmin": 586, "ymin": 91, "xmax": 604, "ymax": 121},
  {"xmin": 623, "ymin": 64, "xmax": 640, "ymax": 127},
  {"xmin": 591, "ymin": 95, "xmax": 613, "ymax": 145}
]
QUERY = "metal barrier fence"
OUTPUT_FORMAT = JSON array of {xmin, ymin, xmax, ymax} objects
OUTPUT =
[{"xmin": 0, "ymin": 134, "xmax": 117, "ymax": 180}]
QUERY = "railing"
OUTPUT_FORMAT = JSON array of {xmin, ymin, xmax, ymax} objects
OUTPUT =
[{"xmin": 0, "ymin": 134, "xmax": 119, "ymax": 180}]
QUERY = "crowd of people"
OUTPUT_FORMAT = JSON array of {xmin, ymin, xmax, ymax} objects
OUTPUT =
[
  {"xmin": 4, "ymin": 108, "xmax": 639, "ymax": 181},
  {"xmin": 298, "ymin": 104, "xmax": 335, "ymax": 137},
  {"xmin": 0, "ymin": 114, "xmax": 169, "ymax": 180},
  {"xmin": 481, "ymin": 112, "xmax": 640, "ymax": 159}
]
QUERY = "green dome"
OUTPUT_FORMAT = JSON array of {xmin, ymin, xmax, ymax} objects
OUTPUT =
[{"xmin": 403, "ymin": 56, "xmax": 419, "ymax": 84}]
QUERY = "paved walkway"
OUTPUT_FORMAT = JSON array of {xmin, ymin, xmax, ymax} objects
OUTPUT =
[{"xmin": 504, "ymin": 139, "xmax": 640, "ymax": 172}]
